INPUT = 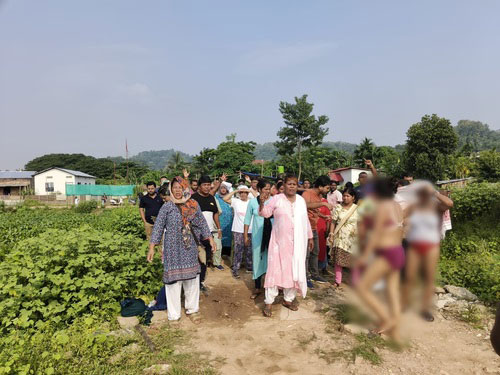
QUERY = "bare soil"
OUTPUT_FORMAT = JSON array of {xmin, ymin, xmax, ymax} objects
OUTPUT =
[{"xmin": 159, "ymin": 260, "xmax": 500, "ymax": 375}]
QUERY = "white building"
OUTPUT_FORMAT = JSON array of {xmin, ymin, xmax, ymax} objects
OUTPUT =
[
  {"xmin": 34, "ymin": 167, "xmax": 96, "ymax": 198},
  {"xmin": 328, "ymin": 167, "xmax": 372, "ymax": 186}
]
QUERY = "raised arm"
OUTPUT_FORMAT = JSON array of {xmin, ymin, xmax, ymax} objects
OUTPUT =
[
  {"xmin": 365, "ymin": 159, "xmax": 378, "ymax": 177},
  {"xmin": 223, "ymin": 190, "xmax": 238, "ymax": 204},
  {"xmin": 259, "ymin": 195, "xmax": 277, "ymax": 218}
]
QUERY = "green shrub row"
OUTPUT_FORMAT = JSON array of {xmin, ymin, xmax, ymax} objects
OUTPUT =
[{"xmin": 0, "ymin": 226, "xmax": 162, "ymax": 335}]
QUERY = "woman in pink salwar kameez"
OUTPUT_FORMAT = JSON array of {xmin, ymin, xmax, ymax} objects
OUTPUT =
[{"xmin": 259, "ymin": 175, "xmax": 313, "ymax": 317}]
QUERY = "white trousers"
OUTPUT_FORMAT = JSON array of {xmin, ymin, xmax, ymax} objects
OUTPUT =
[
  {"xmin": 264, "ymin": 287, "xmax": 297, "ymax": 305},
  {"xmin": 165, "ymin": 275, "xmax": 200, "ymax": 321}
]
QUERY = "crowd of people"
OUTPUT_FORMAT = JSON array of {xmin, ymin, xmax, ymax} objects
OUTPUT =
[{"xmin": 141, "ymin": 163, "xmax": 454, "ymax": 342}]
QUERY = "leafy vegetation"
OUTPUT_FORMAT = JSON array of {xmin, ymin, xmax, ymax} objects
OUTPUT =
[{"xmin": 439, "ymin": 183, "xmax": 500, "ymax": 303}]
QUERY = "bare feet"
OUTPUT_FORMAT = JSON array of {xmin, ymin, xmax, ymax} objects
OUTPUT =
[{"xmin": 250, "ymin": 289, "xmax": 261, "ymax": 300}]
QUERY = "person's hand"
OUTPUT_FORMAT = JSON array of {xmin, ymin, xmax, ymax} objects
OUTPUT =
[
  {"xmin": 327, "ymin": 232, "xmax": 335, "ymax": 246},
  {"xmin": 364, "ymin": 159, "xmax": 373, "ymax": 167},
  {"xmin": 220, "ymin": 173, "xmax": 227, "ymax": 182},
  {"xmin": 323, "ymin": 202, "xmax": 334, "ymax": 210},
  {"xmin": 183, "ymin": 169, "xmax": 190, "ymax": 179},
  {"xmin": 217, "ymin": 229, "xmax": 222, "ymax": 239},
  {"xmin": 244, "ymin": 234, "xmax": 250, "ymax": 247},
  {"xmin": 147, "ymin": 248, "xmax": 155, "ymax": 263},
  {"xmin": 209, "ymin": 237, "xmax": 217, "ymax": 253},
  {"xmin": 308, "ymin": 238, "xmax": 314, "ymax": 252},
  {"xmin": 245, "ymin": 175, "xmax": 251, "ymax": 184}
]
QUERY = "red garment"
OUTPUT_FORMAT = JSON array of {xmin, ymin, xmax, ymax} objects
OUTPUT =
[{"xmin": 317, "ymin": 198, "xmax": 331, "ymax": 262}]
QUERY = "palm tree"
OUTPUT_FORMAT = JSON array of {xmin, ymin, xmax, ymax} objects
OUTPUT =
[{"xmin": 165, "ymin": 152, "xmax": 185, "ymax": 174}]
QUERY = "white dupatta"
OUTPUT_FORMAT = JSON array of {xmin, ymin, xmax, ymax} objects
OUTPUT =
[{"xmin": 292, "ymin": 195, "xmax": 309, "ymax": 298}]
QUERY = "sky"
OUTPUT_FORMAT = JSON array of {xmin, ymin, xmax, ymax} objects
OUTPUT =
[{"xmin": 1, "ymin": 0, "xmax": 499, "ymax": 169}]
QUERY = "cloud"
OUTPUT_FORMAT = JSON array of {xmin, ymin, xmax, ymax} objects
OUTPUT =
[
  {"xmin": 118, "ymin": 83, "xmax": 153, "ymax": 97},
  {"xmin": 238, "ymin": 41, "xmax": 336, "ymax": 72}
]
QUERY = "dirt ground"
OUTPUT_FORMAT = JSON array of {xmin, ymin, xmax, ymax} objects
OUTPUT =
[{"xmin": 158, "ymin": 260, "xmax": 500, "ymax": 375}]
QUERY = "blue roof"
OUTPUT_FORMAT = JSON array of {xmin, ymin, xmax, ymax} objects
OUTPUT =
[{"xmin": 0, "ymin": 171, "xmax": 36, "ymax": 179}]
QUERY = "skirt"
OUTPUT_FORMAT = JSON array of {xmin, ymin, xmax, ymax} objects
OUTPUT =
[{"xmin": 333, "ymin": 247, "xmax": 353, "ymax": 268}]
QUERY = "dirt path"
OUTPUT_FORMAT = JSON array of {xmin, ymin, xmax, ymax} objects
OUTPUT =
[{"xmin": 163, "ymin": 262, "xmax": 499, "ymax": 375}]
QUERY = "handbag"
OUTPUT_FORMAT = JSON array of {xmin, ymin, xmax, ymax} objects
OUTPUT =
[{"xmin": 328, "ymin": 204, "xmax": 357, "ymax": 247}]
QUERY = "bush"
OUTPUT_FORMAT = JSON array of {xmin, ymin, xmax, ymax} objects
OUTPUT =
[
  {"xmin": 0, "ymin": 226, "xmax": 162, "ymax": 335},
  {"xmin": 74, "ymin": 200, "xmax": 98, "ymax": 213},
  {"xmin": 450, "ymin": 182, "xmax": 500, "ymax": 222}
]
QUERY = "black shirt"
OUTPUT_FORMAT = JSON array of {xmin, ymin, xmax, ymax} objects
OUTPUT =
[
  {"xmin": 191, "ymin": 193, "xmax": 217, "ymax": 214},
  {"xmin": 191, "ymin": 193, "xmax": 218, "ymax": 231},
  {"xmin": 139, "ymin": 194, "xmax": 164, "ymax": 224}
]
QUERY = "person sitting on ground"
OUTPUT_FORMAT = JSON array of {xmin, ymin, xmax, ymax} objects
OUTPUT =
[
  {"xmin": 147, "ymin": 176, "xmax": 216, "ymax": 322},
  {"xmin": 259, "ymin": 174, "xmax": 313, "ymax": 317}
]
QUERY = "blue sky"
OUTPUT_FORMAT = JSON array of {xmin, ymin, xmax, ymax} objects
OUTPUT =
[{"xmin": 1, "ymin": 0, "xmax": 499, "ymax": 169}]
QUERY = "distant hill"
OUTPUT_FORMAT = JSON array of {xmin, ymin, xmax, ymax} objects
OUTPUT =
[
  {"xmin": 130, "ymin": 149, "xmax": 193, "ymax": 171},
  {"xmin": 253, "ymin": 142, "xmax": 278, "ymax": 161},
  {"xmin": 322, "ymin": 141, "xmax": 357, "ymax": 154},
  {"xmin": 455, "ymin": 120, "xmax": 500, "ymax": 151}
]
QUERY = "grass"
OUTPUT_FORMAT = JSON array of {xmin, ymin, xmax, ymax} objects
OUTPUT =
[{"xmin": 297, "ymin": 332, "xmax": 318, "ymax": 350}]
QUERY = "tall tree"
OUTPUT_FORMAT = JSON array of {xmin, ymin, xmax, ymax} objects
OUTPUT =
[
  {"xmin": 353, "ymin": 138, "xmax": 383, "ymax": 167},
  {"xmin": 275, "ymin": 95, "xmax": 329, "ymax": 180},
  {"xmin": 404, "ymin": 114, "xmax": 458, "ymax": 181}
]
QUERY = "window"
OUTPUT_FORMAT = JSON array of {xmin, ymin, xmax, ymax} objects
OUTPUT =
[
  {"xmin": 77, "ymin": 182, "xmax": 81, "ymax": 185},
  {"xmin": 45, "ymin": 182, "xmax": 54, "ymax": 192}
]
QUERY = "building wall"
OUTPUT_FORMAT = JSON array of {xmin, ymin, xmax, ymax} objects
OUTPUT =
[
  {"xmin": 34, "ymin": 169, "xmax": 95, "ymax": 197},
  {"xmin": 0, "ymin": 178, "xmax": 33, "ymax": 196},
  {"xmin": 338, "ymin": 169, "xmax": 372, "ymax": 185},
  {"xmin": 74, "ymin": 176, "xmax": 96, "ymax": 186}
]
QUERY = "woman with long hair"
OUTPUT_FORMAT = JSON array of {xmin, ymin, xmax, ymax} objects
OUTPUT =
[
  {"xmin": 244, "ymin": 179, "xmax": 273, "ymax": 299},
  {"xmin": 328, "ymin": 186, "xmax": 359, "ymax": 287},
  {"xmin": 147, "ymin": 176, "xmax": 215, "ymax": 322}
]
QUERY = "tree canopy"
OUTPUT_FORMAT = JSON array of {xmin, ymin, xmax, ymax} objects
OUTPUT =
[
  {"xmin": 404, "ymin": 114, "xmax": 458, "ymax": 181},
  {"xmin": 275, "ymin": 94, "xmax": 329, "ymax": 179}
]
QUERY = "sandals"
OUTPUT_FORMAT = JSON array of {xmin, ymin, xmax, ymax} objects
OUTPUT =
[
  {"xmin": 421, "ymin": 310, "xmax": 435, "ymax": 322},
  {"xmin": 187, "ymin": 312, "xmax": 202, "ymax": 324},
  {"xmin": 250, "ymin": 289, "xmax": 261, "ymax": 300},
  {"xmin": 263, "ymin": 305, "xmax": 272, "ymax": 317},
  {"xmin": 282, "ymin": 301, "xmax": 298, "ymax": 311}
]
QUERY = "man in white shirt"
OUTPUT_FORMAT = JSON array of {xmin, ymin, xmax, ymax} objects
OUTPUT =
[{"xmin": 327, "ymin": 181, "xmax": 343, "ymax": 210}]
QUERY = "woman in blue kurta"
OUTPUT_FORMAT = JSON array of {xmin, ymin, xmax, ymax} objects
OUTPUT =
[
  {"xmin": 147, "ymin": 176, "xmax": 215, "ymax": 321},
  {"xmin": 244, "ymin": 179, "xmax": 273, "ymax": 299},
  {"xmin": 215, "ymin": 182, "xmax": 234, "ymax": 257}
]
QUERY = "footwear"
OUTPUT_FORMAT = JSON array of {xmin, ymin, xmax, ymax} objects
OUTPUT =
[
  {"xmin": 245, "ymin": 269, "xmax": 253, "ymax": 274},
  {"xmin": 232, "ymin": 273, "xmax": 240, "ymax": 279},
  {"xmin": 307, "ymin": 279, "xmax": 315, "ymax": 289},
  {"xmin": 311, "ymin": 275, "xmax": 327, "ymax": 284},
  {"xmin": 421, "ymin": 310, "xmax": 434, "ymax": 322},
  {"xmin": 282, "ymin": 300, "xmax": 298, "ymax": 311},
  {"xmin": 215, "ymin": 265, "xmax": 224, "ymax": 270},
  {"xmin": 200, "ymin": 283, "xmax": 209, "ymax": 292}
]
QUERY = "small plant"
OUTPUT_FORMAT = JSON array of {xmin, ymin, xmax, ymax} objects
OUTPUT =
[
  {"xmin": 74, "ymin": 200, "xmax": 98, "ymax": 213},
  {"xmin": 459, "ymin": 305, "xmax": 483, "ymax": 328}
]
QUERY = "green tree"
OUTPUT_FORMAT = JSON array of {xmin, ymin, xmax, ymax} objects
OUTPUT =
[
  {"xmin": 404, "ymin": 114, "xmax": 458, "ymax": 181},
  {"xmin": 165, "ymin": 151, "xmax": 187, "ymax": 176},
  {"xmin": 455, "ymin": 120, "xmax": 500, "ymax": 151},
  {"xmin": 475, "ymin": 150, "xmax": 500, "ymax": 181},
  {"xmin": 353, "ymin": 138, "xmax": 383, "ymax": 167},
  {"xmin": 377, "ymin": 146, "xmax": 403, "ymax": 177},
  {"xmin": 275, "ymin": 95, "xmax": 329, "ymax": 180}
]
